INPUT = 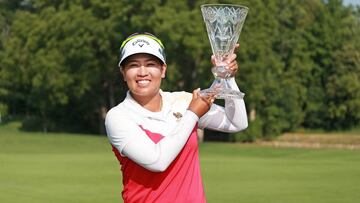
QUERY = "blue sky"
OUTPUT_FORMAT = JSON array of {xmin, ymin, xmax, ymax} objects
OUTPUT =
[{"xmin": 343, "ymin": 0, "xmax": 360, "ymax": 5}]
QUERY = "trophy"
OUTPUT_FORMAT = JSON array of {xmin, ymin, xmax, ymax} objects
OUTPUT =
[{"xmin": 200, "ymin": 4, "xmax": 248, "ymax": 99}]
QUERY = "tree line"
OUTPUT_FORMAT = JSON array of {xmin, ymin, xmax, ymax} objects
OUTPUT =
[{"xmin": 0, "ymin": 0, "xmax": 359, "ymax": 141}]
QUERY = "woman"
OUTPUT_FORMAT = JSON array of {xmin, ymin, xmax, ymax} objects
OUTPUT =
[{"xmin": 105, "ymin": 32, "xmax": 248, "ymax": 203}]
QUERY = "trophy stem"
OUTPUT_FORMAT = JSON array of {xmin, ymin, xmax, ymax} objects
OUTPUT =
[{"xmin": 200, "ymin": 76, "xmax": 245, "ymax": 99}]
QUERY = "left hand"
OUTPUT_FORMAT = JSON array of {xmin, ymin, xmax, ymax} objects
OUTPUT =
[
  {"xmin": 211, "ymin": 44, "xmax": 239, "ymax": 77},
  {"xmin": 188, "ymin": 88, "xmax": 215, "ymax": 117}
]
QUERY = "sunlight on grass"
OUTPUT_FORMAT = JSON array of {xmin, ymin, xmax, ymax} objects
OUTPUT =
[{"xmin": 1, "ymin": 123, "xmax": 360, "ymax": 203}]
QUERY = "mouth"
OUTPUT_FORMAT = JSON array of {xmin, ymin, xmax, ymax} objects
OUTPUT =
[{"xmin": 136, "ymin": 79, "xmax": 151, "ymax": 87}]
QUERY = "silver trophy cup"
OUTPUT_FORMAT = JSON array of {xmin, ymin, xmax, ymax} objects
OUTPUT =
[{"xmin": 200, "ymin": 4, "xmax": 248, "ymax": 99}]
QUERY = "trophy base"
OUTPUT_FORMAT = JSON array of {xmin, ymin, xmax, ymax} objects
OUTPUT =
[{"xmin": 200, "ymin": 78, "xmax": 245, "ymax": 99}]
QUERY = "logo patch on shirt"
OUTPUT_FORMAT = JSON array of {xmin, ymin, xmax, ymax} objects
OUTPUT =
[{"xmin": 173, "ymin": 112, "xmax": 183, "ymax": 121}]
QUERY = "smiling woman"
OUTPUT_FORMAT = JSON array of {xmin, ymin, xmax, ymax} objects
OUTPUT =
[
  {"xmin": 120, "ymin": 53, "xmax": 166, "ymax": 111},
  {"xmin": 105, "ymin": 32, "xmax": 248, "ymax": 202}
]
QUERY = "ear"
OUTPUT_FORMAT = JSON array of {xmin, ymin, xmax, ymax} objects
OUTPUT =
[
  {"xmin": 120, "ymin": 67, "xmax": 126, "ymax": 81},
  {"xmin": 161, "ymin": 64, "xmax": 167, "ymax": 78}
]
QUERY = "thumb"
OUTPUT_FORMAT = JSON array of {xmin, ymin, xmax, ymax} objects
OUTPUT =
[
  {"xmin": 193, "ymin": 88, "xmax": 200, "ymax": 99},
  {"xmin": 211, "ymin": 55, "xmax": 216, "ymax": 65}
]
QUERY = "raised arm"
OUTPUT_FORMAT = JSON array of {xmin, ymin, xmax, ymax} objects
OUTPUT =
[
  {"xmin": 198, "ymin": 50, "xmax": 248, "ymax": 132},
  {"xmin": 198, "ymin": 77, "xmax": 248, "ymax": 132}
]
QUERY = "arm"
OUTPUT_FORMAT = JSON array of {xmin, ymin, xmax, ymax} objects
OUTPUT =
[
  {"xmin": 106, "ymin": 89, "xmax": 211, "ymax": 172},
  {"xmin": 106, "ymin": 109, "xmax": 198, "ymax": 172},
  {"xmin": 198, "ymin": 77, "xmax": 248, "ymax": 132},
  {"xmin": 198, "ymin": 50, "xmax": 248, "ymax": 132}
]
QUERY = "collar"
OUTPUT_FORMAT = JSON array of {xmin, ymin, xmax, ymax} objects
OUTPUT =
[{"xmin": 123, "ymin": 90, "xmax": 171, "ymax": 121}]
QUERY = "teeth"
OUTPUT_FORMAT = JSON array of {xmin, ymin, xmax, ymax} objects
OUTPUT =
[{"xmin": 137, "ymin": 80, "xmax": 150, "ymax": 85}]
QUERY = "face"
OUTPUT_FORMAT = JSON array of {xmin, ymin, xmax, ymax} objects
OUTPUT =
[{"xmin": 120, "ymin": 53, "xmax": 166, "ymax": 101}]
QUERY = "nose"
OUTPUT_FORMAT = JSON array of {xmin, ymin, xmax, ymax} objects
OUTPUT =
[{"xmin": 138, "ymin": 65, "xmax": 149, "ymax": 76}]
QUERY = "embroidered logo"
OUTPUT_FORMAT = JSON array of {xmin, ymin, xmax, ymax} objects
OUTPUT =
[
  {"xmin": 173, "ymin": 112, "xmax": 183, "ymax": 121},
  {"xmin": 132, "ymin": 39, "xmax": 150, "ymax": 46}
]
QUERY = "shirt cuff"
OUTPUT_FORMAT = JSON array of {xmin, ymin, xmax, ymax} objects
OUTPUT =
[{"xmin": 185, "ymin": 109, "xmax": 199, "ymax": 121}]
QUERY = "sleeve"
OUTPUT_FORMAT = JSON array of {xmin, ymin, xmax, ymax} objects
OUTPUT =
[
  {"xmin": 105, "ymin": 108, "xmax": 199, "ymax": 172},
  {"xmin": 198, "ymin": 77, "xmax": 248, "ymax": 132}
]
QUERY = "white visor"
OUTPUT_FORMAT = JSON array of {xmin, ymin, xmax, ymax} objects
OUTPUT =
[{"xmin": 118, "ymin": 35, "xmax": 166, "ymax": 66}]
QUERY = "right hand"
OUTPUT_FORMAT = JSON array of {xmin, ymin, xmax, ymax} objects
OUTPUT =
[
  {"xmin": 188, "ymin": 88, "xmax": 215, "ymax": 118},
  {"xmin": 211, "ymin": 43, "xmax": 240, "ymax": 77}
]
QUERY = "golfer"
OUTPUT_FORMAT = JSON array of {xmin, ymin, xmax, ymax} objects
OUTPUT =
[{"xmin": 105, "ymin": 32, "xmax": 248, "ymax": 203}]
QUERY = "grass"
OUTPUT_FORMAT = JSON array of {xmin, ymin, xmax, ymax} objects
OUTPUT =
[
  {"xmin": 0, "ymin": 122, "xmax": 122, "ymax": 203},
  {"xmin": 1, "ymin": 122, "xmax": 360, "ymax": 203},
  {"xmin": 200, "ymin": 144, "xmax": 360, "ymax": 203},
  {"xmin": 258, "ymin": 131, "xmax": 360, "ymax": 149}
]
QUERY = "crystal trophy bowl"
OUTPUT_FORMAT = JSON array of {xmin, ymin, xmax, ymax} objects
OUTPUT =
[{"xmin": 200, "ymin": 4, "xmax": 248, "ymax": 99}]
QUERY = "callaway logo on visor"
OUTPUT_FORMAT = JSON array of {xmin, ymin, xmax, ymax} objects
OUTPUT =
[{"xmin": 132, "ymin": 39, "xmax": 150, "ymax": 47}]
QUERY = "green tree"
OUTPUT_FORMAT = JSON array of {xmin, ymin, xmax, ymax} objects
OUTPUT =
[
  {"xmin": 324, "ymin": 0, "xmax": 360, "ymax": 129},
  {"xmin": 1, "ymin": 1, "xmax": 116, "ymax": 132},
  {"xmin": 1, "ymin": 0, "xmax": 359, "ymax": 138},
  {"xmin": 303, "ymin": 0, "xmax": 360, "ymax": 130}
]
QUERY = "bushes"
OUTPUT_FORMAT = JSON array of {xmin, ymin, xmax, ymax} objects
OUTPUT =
[
  {"xmin": 0, "ymin": 103, "xmax": 8, "ymax": 123},
  {"xmin": 233, "ymin": 118, "xmax": 263, "ymax": 143}
]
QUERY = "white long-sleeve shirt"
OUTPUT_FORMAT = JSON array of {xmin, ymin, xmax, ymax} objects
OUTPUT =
[{"xmin": 105, "ymin": 78, "xmax": 248, "ymax": 172}]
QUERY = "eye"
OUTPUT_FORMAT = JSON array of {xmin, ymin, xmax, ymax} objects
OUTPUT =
[
  {"xmin": 126, "ymin": 62, "xmax": 140, "ymax": 69},
  {"xmin": 146, "ymin": 60, "xmax": 160, "ymax": 67},
  {"xmin": 146, "ymin": 62, "xmax": 156, "ymax": 67}
]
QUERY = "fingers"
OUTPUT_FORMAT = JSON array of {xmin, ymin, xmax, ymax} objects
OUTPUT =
[
  {"xmin": 194, "ymin": 88, "xmax": 216, "ymax": 106},
  {"xmin": 193, "ymin": 88, "xmax": 215, "ymax": 104},
  {"xmin": 192, "ymin": 88, "xmax": 200, "ymax": 99},
  {"xmin": 189, "ymin": 88, "xmax": 215, "ymax": 117},
  {"xmin": 212, "ymin": 50, "xmax": 239, "ymax": 77},
  {"xmin": 224, "ymin": 53, "xmax": 238, "ymax": 75},
  {"xmin": 211, "ymin": 55, "xmax": 216, "ymax": 66},
  {"xmin": 228, "ymin": 60, "xmax": 238, "ymax": 71},
  {"xmin": 226, "ymin": 53, "xmax": 237, "ymax": 64},
  {"xmin": 206, "ymin": 96, "xmax": 215, "ymax": 104},
  {"xmin": 200, "ymin": 93, "xmax": 216, "ymax": 107}
]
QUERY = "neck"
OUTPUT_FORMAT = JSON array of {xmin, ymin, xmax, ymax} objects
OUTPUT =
[{"xmin": 131, "ymin": 92, "xmax": 162, "ymax": 112}]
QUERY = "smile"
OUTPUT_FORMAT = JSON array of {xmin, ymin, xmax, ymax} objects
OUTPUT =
[{"xmin": 136, "ymin": 79, "xmax": 151, "ymax": 86}]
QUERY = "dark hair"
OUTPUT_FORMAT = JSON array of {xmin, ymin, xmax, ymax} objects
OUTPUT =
[{"xmin": 121, "ymin": 54, "xmax": 164, "ymax": 68}]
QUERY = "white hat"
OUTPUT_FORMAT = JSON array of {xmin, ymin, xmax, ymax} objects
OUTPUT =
[{"xmin": 118, "ymin": 34, "xmax": 166, "ymax": 66}]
